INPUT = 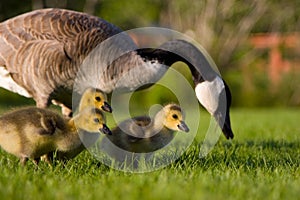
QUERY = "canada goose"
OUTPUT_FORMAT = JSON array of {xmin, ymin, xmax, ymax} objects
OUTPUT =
[
  {"xmin": 0, "ymin": 8, "xmax": 234, "ymax": 139},
  {"xmin": 0, "ymin": 107, "xmax": 111, "ymax": 165},
  {"xmin": 100, "ymin": 104, "xmax": 189, "ymax": 164}
]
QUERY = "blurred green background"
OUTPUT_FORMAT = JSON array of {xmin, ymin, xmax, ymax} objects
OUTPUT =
[{"xmin": 0, "ymin": 0, "xmax": 300, "ymax": 108}]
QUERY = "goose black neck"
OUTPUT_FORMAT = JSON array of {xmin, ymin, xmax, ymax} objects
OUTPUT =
[{"xmin": 136, "ymin": 48, "xmax": 204, "ymax": 83}]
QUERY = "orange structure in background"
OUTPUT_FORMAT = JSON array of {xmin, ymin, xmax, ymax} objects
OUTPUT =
[{"xmin": 250, "ymin": 33, "xmax": 300, "ymax": 84}]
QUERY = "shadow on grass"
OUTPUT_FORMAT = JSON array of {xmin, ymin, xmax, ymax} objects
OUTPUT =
[{"xmin": 75, "ymin": 139, "xmax": 300, "ymax": 173}]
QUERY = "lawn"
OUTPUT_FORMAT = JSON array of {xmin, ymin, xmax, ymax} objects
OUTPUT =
[{"xmin": 0, "ymin": 106, "xmax": 299, "ymax": 200}]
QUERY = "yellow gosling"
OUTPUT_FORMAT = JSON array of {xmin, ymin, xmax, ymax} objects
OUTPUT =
[
  {"xmin": 78, "ymin": 88, "xmax": 112, "ymax": 113},
  {"xmin": 101, "ymin": 104, "xmax": 189, "ymax": 164},
  {"xmin": 47, "ymin": 88, "xmax": 112, "ymax": 161},
  {"xmin": 0, "ymin": 107, "xmax": 111, "ymax": 165}
]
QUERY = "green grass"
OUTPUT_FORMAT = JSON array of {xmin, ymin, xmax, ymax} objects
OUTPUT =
[{"xmin": 0, "ymin": 107, "xmax": 299, "ymax": 200}]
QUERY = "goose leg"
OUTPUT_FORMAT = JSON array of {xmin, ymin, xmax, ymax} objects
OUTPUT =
[
  {"xmin": 33, "ymin": 157, "xmax": 40, "ymax": 166},
  {"xmin": 40, "ymin": 153, "xmax": 53, "ymax": 165},
  {"xmin": 62, "ymin": 106, "xmax": 73, "ymax": 119},
  {"xmin": 20, "ymin": 156, "xmax": 28, "ymax": 166},
  {"xmin": 51, "ymin": 100, "xmax": 73, "ymax": 118}
]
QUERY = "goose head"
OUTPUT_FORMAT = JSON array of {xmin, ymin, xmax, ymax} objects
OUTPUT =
[
  {"xmin": 79, "ymin": 88, "xmax": 112, "ymax": 113},
  {"xmin": 195, "ymin": 76, "xmax": 233, "ymax": 139},
  {"xmin": 150, "ymin": 39, "xmax": 234, "ymax": 139},
  {"xmin": 160, "ymin": 104, "xmax": 189, "ymax": 132},
  {"xmin": 73, "ymin": 107, "xmax": 112, "ymax": 135}
]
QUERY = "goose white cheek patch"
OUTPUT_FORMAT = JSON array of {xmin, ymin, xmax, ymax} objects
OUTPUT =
[{"xmin": 195, "ymin": 76, "xmax": 224, "ymax": 115}]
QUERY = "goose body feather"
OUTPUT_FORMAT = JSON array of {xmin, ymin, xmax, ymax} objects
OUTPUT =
[{"xmin": 0, "ymin": 8, "xmax": 124, "ymax": 108}]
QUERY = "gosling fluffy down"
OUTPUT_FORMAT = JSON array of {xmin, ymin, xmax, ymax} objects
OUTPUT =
[
  {"xmin": 0, "ymin": 107, "xmax": 111, "ymax": 165},
  {"xmin": 78, "ymin": 88, "xmax": 112, "ymax": 113},
  {"xmin": 100, "ymin": 104, "xmax": 189, "ymax": 163},
  {"xmin": 47, "ymin": 88, "xmax": 112, "ymax": 161}
]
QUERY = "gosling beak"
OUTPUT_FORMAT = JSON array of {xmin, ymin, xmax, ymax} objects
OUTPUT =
[
  {"xmin": 177, "ymin": 121, "xmax": 189, "ymax": 132},
  {"xmin": 101, "ymin": 102, "xmax": 113, "ymax": 113},
  {"xmin": 99, "ymin": 124, "xmax": 112, "ymax": 135}
]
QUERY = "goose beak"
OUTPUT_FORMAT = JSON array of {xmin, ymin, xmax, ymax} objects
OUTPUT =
[
  {"xmin": 101, "ymin": 102, "xmax": 113, "ymax": 113},
  {"xmin": 99, "ymin": 124, "xmax": 112, "ymax": 135},
  {"xmin": 216, "ymin": 111, "xmax": 234, "ymax": 139},
  {"xmin": 177, "ymin": 121, "xmax": 189, "ymax": 132},
  {"xmin": 215, "ymin": 80, "xmax": 234, "ymax": 139},
  {"xmin": 222, "ymin": 121, "xmax": 234, "ymax": 139}
]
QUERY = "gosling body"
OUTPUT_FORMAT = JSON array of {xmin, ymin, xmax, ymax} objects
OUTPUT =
[
  {"xmin": 0, "ymin": 107, "xmax": 110, "ymax": 165},
  {"xmin": 101, "ymin": 104, "xmax": 189, "ymax": 163},
  {"xmin": 49, "ymin": 88, "xmax": 112, "ymax": 161}
]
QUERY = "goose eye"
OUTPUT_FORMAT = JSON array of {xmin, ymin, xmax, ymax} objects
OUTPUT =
[
  {"xmin": 172, "ymin": 114, "xmax": 178, "ymax": 119},
  {"xmin": 95, "ymin": 96, "xmax": 101, "ymax": 102},
  {"xmin": 93, "ymin": 118, "xmax": 100, "ymax": 123}
]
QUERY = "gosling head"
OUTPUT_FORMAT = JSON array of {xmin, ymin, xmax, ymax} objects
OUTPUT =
[
  {"xmin": 162, "ymin": 104, "xmax": 189, "ymax": 132},
  {"xmin": 74, "ymin": 107, "xmax": 112, "ymax": 135},
  {"xmin": 80, "ymin": 88, "xmax": 112, "ymax": 113}
]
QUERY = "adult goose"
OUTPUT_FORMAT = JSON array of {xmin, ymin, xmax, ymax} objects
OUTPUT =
[{"xmin": 0, "ymin": 8, "xmax": 234, "ymax": 139}]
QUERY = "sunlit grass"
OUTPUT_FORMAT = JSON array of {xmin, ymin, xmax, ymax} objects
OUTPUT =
[{"xmin": 0, "ymin": 106, "xmax": 299, "ymax": 200}]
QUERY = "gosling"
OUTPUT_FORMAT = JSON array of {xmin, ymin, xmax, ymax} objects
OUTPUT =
[
  {"xmin": 100, "ymin": 104, "xmax": 189, "ymax": 164},
  {"xmin": 78, "ymin": 88, "xmax": 112, "ymax": 113},
  {"xmin": 48, "ymin": 88, "xmax": 112, "ymax": 161},
  {"xmin": 0, "ymin": 107, "xmax": 111, "ymax": 165}
]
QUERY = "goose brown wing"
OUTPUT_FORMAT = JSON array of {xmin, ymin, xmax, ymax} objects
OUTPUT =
[
  {"xmin": 0, "ymin": 8, "xmax": 124, "ymax": 106},
  {"xmin": 0, "ymin": 8, "xmax": 122, "ymax": 69}
]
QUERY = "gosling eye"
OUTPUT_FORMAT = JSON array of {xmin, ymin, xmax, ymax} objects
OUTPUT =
[
  {"xmin": 95, "ymin": 96, "xmax": 101, "ymax": 102},
  {"xmin": 172, "ymin": 114, "xmax": 178, "ymax": 119},
  {"xmin": 93, "ymin": 118, "xmax": 100, "ymax": 123}
]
